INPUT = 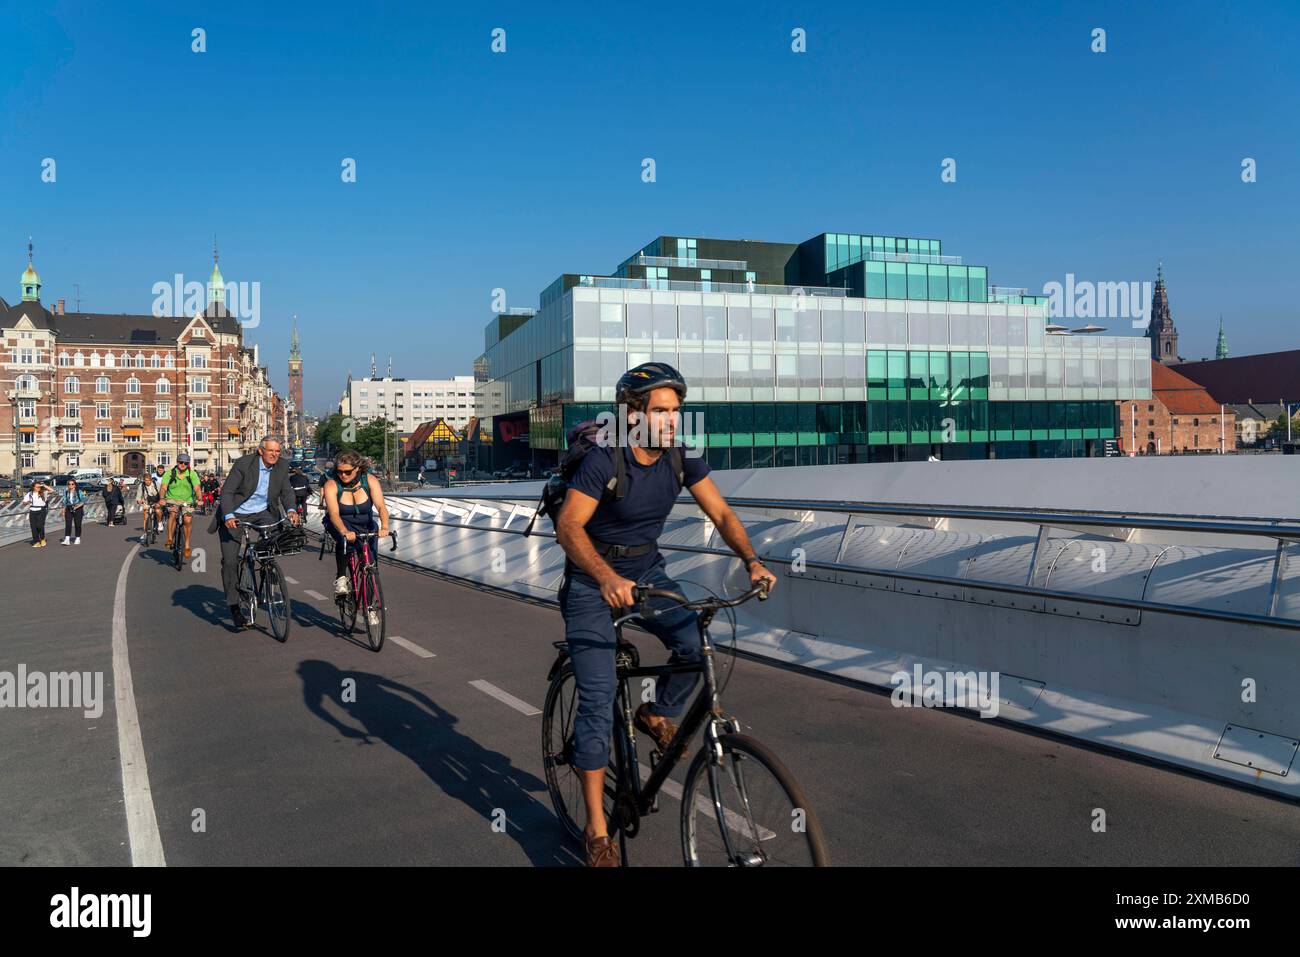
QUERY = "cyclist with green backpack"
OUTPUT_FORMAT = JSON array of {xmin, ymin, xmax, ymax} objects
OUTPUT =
[
  {"xmin": 160, "ymin": 452, "xmax": 202, "ymax": 559},
  {"xmin": 551, "ymin": 361, "xmax": 776, "ymax": 867}
]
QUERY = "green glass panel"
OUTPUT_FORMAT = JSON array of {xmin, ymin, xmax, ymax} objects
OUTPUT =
[
  {"xmin": 907, "ymin": 264, "xmax": 927, "ymax": 299},
  {"xmin": 797, "ymin": 431, "xmax": 817, "ymax": 445},
  {"xmin": 865, "ymin": 261, "xmax": 887, "ymax": 298},
  {"xmin": 731, "ymin": 432, "xmax": 754, "ymax": 446},
  {"xmin": 928, "ymin": 264, "xmax": 949, "ymax": 300},
  {"xmin": 886, "ymin": 263, "xmax": 907, "ymax": 298}
]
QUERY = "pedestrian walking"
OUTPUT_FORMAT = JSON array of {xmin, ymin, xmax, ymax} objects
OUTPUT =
[
  {"xmin": 21, "ymin": 481, "xmax": 52, "ymax": 547},
  {"xmin": 61, "ymin": 478, "xmax": 86, "ymax": 544}
]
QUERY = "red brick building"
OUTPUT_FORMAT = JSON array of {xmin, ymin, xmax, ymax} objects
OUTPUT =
[
  {"xmin": 1117, "ymin": 361, "xmax": 1233, "ymax": 455},
  {"xmin": 3, "ymin": 246, "xmax": 282, "ymax": 478}
]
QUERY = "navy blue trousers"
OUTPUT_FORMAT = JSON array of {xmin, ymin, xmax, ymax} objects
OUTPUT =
[{"xmin": 558, "ymin": 556, "xmax": 702, "ymax": 771}]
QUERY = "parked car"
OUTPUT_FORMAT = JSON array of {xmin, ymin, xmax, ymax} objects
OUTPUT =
[
  {"xmin": 21, "ymin": 472, "xmax": 55, "ymax": 488},
  {"xmin": 493, "ymin": 463, "xmax": 532, "ymax": 480}
]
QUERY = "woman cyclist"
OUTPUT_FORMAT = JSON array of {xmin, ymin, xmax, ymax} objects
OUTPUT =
[{"xmin": 322, "ymin": 450, "xmax": 390, "ymax": 625}]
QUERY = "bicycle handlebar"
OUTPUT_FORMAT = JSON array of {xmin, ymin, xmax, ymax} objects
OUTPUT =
[
  {"xmin": 631, "ymin": 580, "xmax": 770, "ymax": 618},
  {"xmin": 317, "ymin": 528, "xmax": 399, "ymax": 559}
]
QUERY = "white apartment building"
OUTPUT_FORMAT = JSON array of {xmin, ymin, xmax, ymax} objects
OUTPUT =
[{"xmin": 340, "ymin": 374, "xmax": 478, "ymax": 432}]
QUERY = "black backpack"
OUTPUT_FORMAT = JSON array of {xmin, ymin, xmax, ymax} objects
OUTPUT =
[{"xmin": 522, "ymin": 420, "xmax": 684, "ymax": 537}]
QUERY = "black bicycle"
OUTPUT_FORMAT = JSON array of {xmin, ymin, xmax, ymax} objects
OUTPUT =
[
  {"xmin": 542, "ymin": 581, "xmax": 830, "ymax": 867},
  {"xmin": 163, "ymin": 503, "xmax": 188, "ymax": 570},
  {"xmin": 235, "ymin": 516, "xmax": 302, "ymax": 642},
  {"xmin": 143, "ymin": 503, "xmax": 160, "ymax": 547},
  {"xmin": 318, "ymin": 529, "xmax": 397, "ymax": 651}
]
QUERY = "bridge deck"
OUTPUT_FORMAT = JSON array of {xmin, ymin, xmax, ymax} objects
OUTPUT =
[{"xmin": 2, "ymin": 520, "xmax": 1296, "ymax": 866}]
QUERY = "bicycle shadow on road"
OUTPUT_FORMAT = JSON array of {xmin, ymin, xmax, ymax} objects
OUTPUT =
[
  {"xmin": 296, "ymin": 659, "xmax": 580, "ymax": 867},
  {"xmin": 168, "ymin": 583, "xmax": 248, "ymax": 633}
]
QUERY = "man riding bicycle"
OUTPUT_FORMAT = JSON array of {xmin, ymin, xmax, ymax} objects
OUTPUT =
[
  {"xmin": 160, "ymin": 452, "xmax": 202, "ymax": 558},
  {"xmin": 554, "ymin": 361, "xmax": 776, "ymax": 867}
]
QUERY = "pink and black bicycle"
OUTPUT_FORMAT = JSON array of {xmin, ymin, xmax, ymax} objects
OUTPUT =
[{"xmin": 319, "ymin": 528, "xmax": 397, "ymax": 651}]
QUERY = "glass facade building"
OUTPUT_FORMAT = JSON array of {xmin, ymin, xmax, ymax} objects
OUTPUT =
[{"xmin": 476, "ymin": 234, "xmax": 1150, "ymax": 470}]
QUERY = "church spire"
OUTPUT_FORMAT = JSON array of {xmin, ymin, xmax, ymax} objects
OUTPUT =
[
  {"xmin": 20, "ymin": 236, "xmax": 41, "ymax": 302},
  {"xmin": 1215, "ymin": 315, "xmax": 1229, "ymax": 360},
  {"xmin": 207, "ymin": 236, "xmax": 224, "ymax": 307},
  {"xmin": 290, "ymin": 315, "xmax": 302, "ymax": 360},
  {"xmin": 1147, "ymin": 261, "xmax": 1180, "ymax": 365}
]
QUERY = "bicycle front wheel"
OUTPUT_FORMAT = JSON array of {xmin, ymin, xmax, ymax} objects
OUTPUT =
[
  {"xmin": 262, "ymin": 561, "xmax": 291, "ymax": 643},
  {"xmin": 680, "ymin": 733, "xmax": 830, "ymax": 867},
  {"xmin": 360, "ymin": 567, "xmax": 385, "ymax": 652}
]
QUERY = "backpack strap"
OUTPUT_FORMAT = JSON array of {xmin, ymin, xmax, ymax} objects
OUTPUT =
[
  {"xmin": 610, "ymin": 445, "xmax": 628, "ymax": 500},
  {"xmin": 668, "ymin": 446, "xmax": 685, "ymax": 492}
]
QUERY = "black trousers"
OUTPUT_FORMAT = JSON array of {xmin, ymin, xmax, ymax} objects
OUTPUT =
[
  {"xmin": 64, "ymin": 507, "xmax": 83, "ymax": 538},
  {"xmin": 29, "ymin": 508, "xmax": 47, "ymax": 543},
  {"xmin": 218, "ymin": 509, "xmax": 277, "ymax": 605}
]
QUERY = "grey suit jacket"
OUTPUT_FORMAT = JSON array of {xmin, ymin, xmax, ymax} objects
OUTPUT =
[{"xmin": 207, "ymin": 453, "xmax": 296, "ymax": 534}]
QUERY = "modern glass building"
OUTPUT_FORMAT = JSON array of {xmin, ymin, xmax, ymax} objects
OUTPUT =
[{"xmin": 475, "ymin": 234, "xmax": 1150, "ymax": 471}]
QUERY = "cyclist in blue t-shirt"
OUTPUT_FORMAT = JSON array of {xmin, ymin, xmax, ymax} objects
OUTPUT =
[{"xmin": 554, "ymin": 361, "xmax": 776, "ymax": 867}]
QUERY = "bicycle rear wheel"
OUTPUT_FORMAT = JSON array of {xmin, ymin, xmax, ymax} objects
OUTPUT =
[
  {"xmin": 173, "ymin": 533, "xmax": 184, "ymax": 570},
  {"xmin": 541, "ymin": 662, "xmax": 622, "ymax": 849},
  {"xmin": 680, "ymin": 733, "xmax": 830, "ymax": 867},
  {"xmin": 262, "ymin": 561, "xmax": 291, "ymax": 643},
  {"xmin": 360, "ymin": 567, "xmax": 385, "ymax": 652}
]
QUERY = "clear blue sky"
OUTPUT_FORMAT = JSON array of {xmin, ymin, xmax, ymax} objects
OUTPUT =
[{"xmin": 4, "ymin": 0, "xmax": 1296, "ymax": 413}]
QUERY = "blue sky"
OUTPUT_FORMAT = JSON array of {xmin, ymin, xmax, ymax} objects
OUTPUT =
[{"xmin": 4, "ymin": 0, "xmax": 1297, "ymax": 413}]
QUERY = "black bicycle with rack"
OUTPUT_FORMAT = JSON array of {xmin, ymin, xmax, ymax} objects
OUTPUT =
[
  {"xmin": 236, "ymin": 515, "xmax": 304, "ymax": 642},
  {"xmin": 542, "ymin": 580, "xmax": 831, "ymax": 867}
]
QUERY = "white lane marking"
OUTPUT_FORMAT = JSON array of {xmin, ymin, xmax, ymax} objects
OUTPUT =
[
  {"xmin": 388, "ymin": 635, "xmax": 435, "ymax": 658},
  {"xmin": 113, "ymin": 543, "xmax": 167, "ymax": 867},
  {"xmin": 283, "ymin": 575, "xmax": 299, "ymax": 585},
  {"xmin": 303, "ymin": 589, "xmax": 328, "ymax": 601},
  {"xmin": 638, "ymin": 764, "xmax": 777, "ymax": 841},
  {"xmin": 469, "ymin": 680, "xmax": 541, "ymax": 716}
]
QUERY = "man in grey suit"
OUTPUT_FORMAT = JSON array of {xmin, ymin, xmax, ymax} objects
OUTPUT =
[{"xmin": 212, "ymin": 436, "xmax": 301, "ymax": 629}]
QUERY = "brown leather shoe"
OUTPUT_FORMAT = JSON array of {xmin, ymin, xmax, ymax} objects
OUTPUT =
[
  {"xmin": 584, "ymin": 832, "xmax": 620, "ymax": 867},
  {"xmin": 165, "ymin": 537, "xmax": 173, "ymax": 548},
  {"xmin": 635, "ymin": 703, "xmax": 686, "ymax": 759},
  {"xmin": 184, "ymin": 546, "xmax": 192, "ymax": 559}
]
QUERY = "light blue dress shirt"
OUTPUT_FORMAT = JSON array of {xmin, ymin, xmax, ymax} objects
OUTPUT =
[{"xmin": 227, "ymin": 459, "xmax": 273, "ymax": 520}]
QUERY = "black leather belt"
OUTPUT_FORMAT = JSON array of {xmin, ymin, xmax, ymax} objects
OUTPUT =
[{"xmin": 590, "ymin": 538, "xmax": 656, "ymax": 560}]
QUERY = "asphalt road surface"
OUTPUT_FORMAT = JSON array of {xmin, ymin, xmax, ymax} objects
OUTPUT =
[{"xmin": 3, "ymin": 518, "xmax": 1298, "ymax": 866}]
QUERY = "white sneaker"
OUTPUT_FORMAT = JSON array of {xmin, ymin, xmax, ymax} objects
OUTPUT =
[
  {"xmin": 61, "ymin": 537, "xmax": 70, "ymax": 545},
  {"xmin": 367, "ymin": 609, "xmax": 381, "ymax": 627},
  {"xmin": 334, "ymin": 576, "xmax": 350, "ymax": 595},
  {"xmin": 74, "ymin": 537, "xmax": 81, "ymax": 544}
]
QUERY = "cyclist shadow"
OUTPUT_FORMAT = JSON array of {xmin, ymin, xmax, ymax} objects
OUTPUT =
[
  {"xmin": 169, "ymin": 584, "xmax": 242, "ymax": 632},
  {"xmin": 297, "ymin": 659, "xmax": 580, "ymax": 867},
  {"xmin": 288, "ymin": 597, "xmax": 348, "ymax": 637}
]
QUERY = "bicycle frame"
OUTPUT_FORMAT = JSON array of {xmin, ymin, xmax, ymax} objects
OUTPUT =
[
  {"xmin": 606, "ymin": 606, "xmax": 750, "ymax": 861},
  {"xmin": 342, "ymin": 536, "xmax": 376, "ymax": 610}
]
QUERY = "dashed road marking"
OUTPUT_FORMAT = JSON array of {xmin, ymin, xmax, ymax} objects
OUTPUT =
[
  {"xmin": 304, "ymin": 589, "xmax": 328, "ymax": 601},
  {"xmin": 469, "ymin": 680, "xmax": 541, "ymax": 716},
  {"xmin": 388, "ymin": 635, "xmax": 435, "ymax": 658},
  {"xmin": 283, "ymin": 575, "xmax": 299, "ymax": 585}
]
